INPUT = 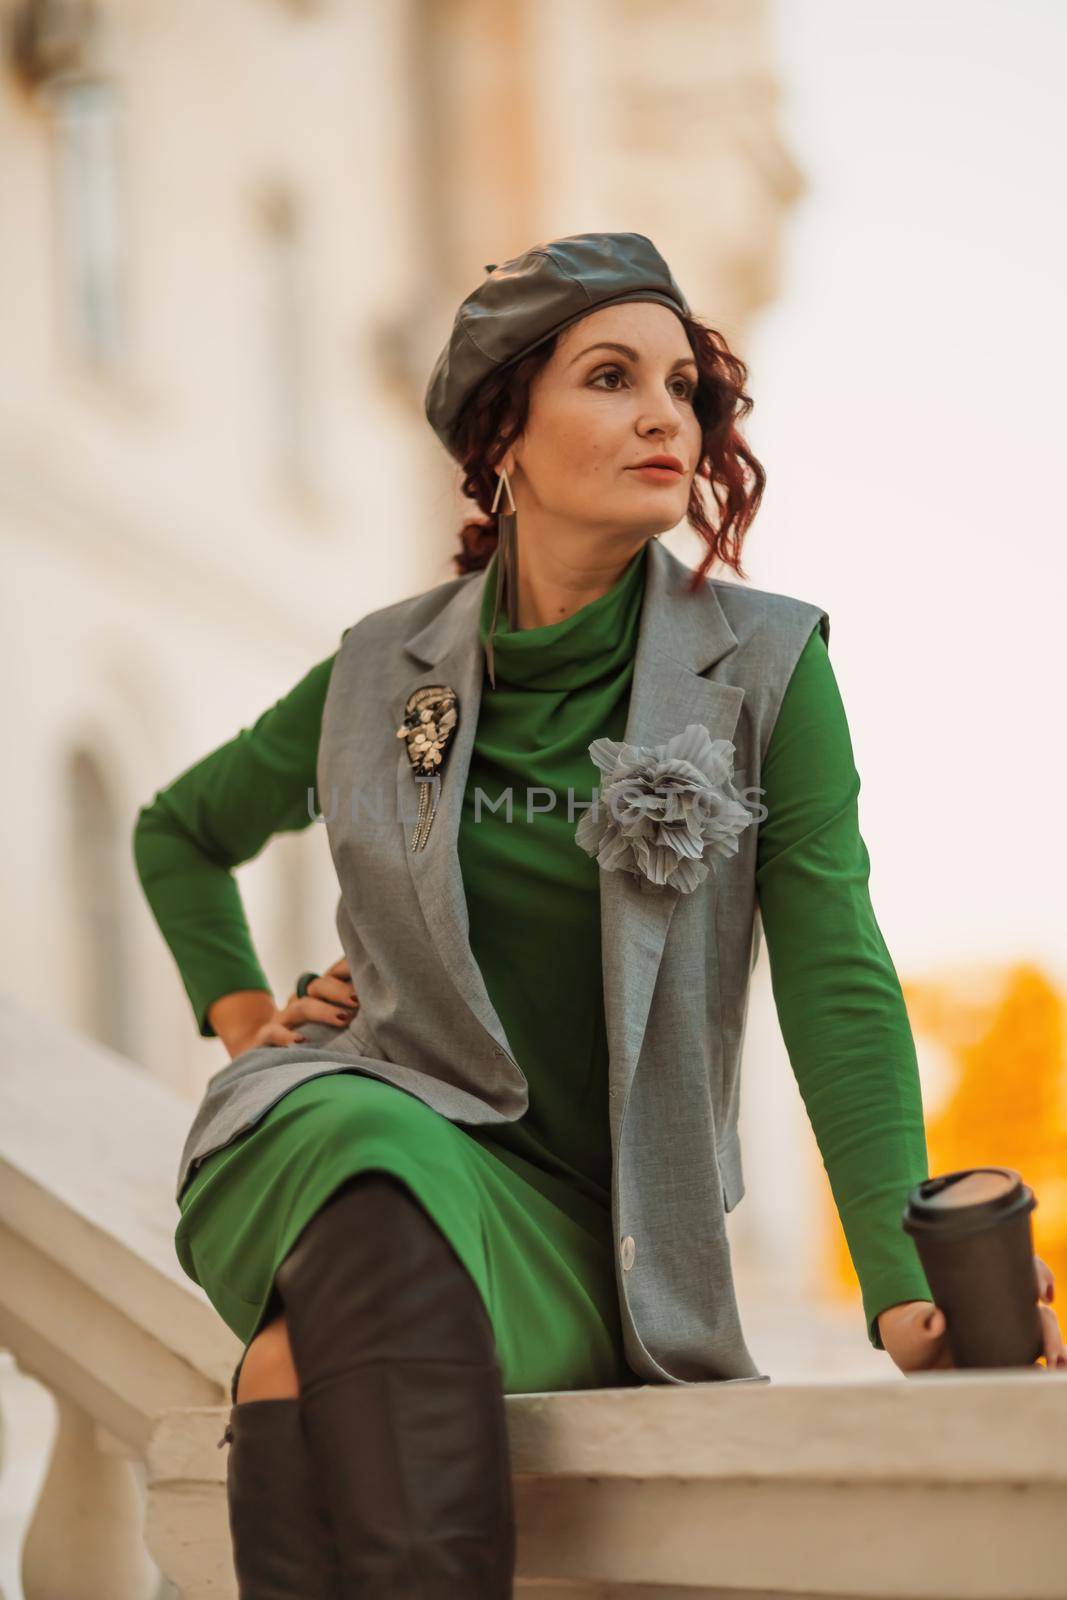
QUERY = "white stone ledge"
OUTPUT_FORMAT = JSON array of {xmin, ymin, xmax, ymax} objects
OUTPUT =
[{"xmin": 146, "ymin": 1372, "xmax": 1067, "ymax": 1599}]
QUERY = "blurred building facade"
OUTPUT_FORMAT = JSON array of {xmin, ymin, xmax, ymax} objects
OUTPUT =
[
  {"xmin": 0, "ymin": 0, "xmax": 800, "ymax": 1085},
  {"xmin": 12, "ymin": 0, "xmax": 974, "ymax": 1404}
]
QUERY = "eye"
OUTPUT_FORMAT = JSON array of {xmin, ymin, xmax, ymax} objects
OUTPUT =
[
  {"xmin": 588, "ymin": 364, "xmax": 627, "ymax": 391},
  {"xmin": 588, "ymin": 364, "xmax": 696, "ymax": 402}
]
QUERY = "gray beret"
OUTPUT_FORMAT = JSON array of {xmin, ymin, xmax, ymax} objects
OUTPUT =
[{"xmin": 424, "ymin": 231, "xmax": 690, "ymax": 461}]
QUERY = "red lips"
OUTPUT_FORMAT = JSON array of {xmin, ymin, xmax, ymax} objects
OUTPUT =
[{"xmin": 631, "ymin": 454, "xmax": 684, "ymax": 473}]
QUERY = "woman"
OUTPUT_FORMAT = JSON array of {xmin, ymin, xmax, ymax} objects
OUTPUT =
[{"xmin": 134, "ymin": 233, "xmax": 1063, "ymax": 1597}]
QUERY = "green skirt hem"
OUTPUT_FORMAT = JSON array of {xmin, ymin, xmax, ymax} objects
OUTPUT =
[{"xmin": 175, "ymin": 1071, "xmax": 636, "ymax": 1396}]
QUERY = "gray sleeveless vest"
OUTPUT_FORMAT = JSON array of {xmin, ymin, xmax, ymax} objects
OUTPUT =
[{"xmin": 175, "ymin": 536, "xmax": 829, "ymax": 1387}]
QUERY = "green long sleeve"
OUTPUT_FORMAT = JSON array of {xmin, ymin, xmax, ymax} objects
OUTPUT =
[
  {"xmin": 756, "ymin": 625, "xmax": 933, "ymax": 1349},
  {"xmin": 132, "ymin": 644, "xmax": 341, "ymax": 1037}
]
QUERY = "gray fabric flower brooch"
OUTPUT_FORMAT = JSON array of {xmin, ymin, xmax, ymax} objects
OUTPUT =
[{"xmin": 574, "ymin": 723, "xmax": 757, "ymax": 894}]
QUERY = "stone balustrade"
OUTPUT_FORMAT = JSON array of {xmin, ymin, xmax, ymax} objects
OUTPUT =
[{"xmin": 3, "ymin": 1000, "xmax": 1065, "ymax": 1599}]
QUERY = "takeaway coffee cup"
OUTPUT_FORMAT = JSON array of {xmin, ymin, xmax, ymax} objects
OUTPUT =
[{"xmin": 902, "ymin": 1167, "xmax": 1044, "ymax": 1368}]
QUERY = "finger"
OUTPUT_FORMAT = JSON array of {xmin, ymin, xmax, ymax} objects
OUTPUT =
[
  {"xmin": 303, "ymin": 994, "xmax": 358, "ymax": 1027},
  {"xmin": 908, "ymin": 1331, "xmax": 954, "ymax": 1374},
  {"xmin": 888, "ymin": 1304, "xmax": 951, "ymax": 1372},
  {"xmin": 262, "ymin": 1023, "xmax": 307, "ymax": 1047},
  {"xmin": 282, "ymin": 995, "xmax": 357, "ymax": 1028},
  {"xmin": 325, "ymin": 956, "xmax": 352, "ymax": 980},
  {"xmin": 307, "ymin": 974, "xmax": 360, "ymax": 1008},
  {"xmin": 1034, "ymin": 1255, "xmax": 1054, "ymax": 1304},
  {"xmin": 1038, "ymin": 1301, "xmax": 1066, "ymax": 1369},
  {"xmin": 918, "ymin": 1307, "xmax": 955, "ymax": 1370},
  {"xmin": 923, "ymin": 1306, "xmax": 947, "ymax": 1340}
]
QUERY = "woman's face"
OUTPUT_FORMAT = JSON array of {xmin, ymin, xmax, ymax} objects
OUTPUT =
[{"xmin": 506, "ymin": 301, "xmax": 703, "ymax": 542}]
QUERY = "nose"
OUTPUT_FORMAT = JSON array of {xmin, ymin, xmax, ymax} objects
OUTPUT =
[
  {"xmin": 643, "ymin": 413, "xmax": 681, "ymax": 446},
  {"xmin": 639, "ymin": 387, "xmax": 683, "ymax": 441}
]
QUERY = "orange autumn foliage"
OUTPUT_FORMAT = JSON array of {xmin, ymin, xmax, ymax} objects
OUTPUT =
[{"xmin": 825, "ymin": 962, "xmax": 1067, "ymax": 1313}]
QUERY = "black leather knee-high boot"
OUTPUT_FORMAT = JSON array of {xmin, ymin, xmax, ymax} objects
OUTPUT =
[
  {"xmin": 221, "ymin": 1394, "xmax": 344, "ymax": 1599},
  {"xmin": 274, "ymin": 1170, "xmax": 516, "ymax": 1598}
]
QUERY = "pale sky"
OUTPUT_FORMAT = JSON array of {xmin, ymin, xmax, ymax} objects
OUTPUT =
[{"xmin": 745, "ymin": 0, "xmax": 1066, "ymax": 973}]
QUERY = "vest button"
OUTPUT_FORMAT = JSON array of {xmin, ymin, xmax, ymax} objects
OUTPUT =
[{"xmin": 620, "ymin": 1235, "xmax": 636, "ymax": 1271}]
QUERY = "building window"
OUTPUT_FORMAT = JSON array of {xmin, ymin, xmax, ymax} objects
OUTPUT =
[
  {"xmin": 257, "ymin": 181, "xmax": 315, "ymax": 501},
  {"xmin": 66, "ymin": 748, "xmax": 133, "ymax": 1057},
  {"xmin": 45, "ymin": 74, "xmax": 126, "ymax": 370}
]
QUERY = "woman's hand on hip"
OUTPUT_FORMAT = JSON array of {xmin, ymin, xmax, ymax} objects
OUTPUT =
[
  {"xmin": 254, "ymin": 947, "xmax": 363, "ymax": 1049},
  {"xmin": 283, "ymin": 956, "xmax": 361, "ymax": 1023},
  {"xmin": 223, "ymin": 957, "xmax": 361, "ymax": 1059},
  {"xmin": 877, "ymin": 1254, "xmax": 1065, "ymax": 1373}
]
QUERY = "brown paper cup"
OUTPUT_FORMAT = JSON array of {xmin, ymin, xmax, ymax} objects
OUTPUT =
[{"xmin": 902, "ymin": 1167, "xmax": 1044, "ymax": 1368}]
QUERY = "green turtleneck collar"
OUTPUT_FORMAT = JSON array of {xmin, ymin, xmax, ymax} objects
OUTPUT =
[{"xmin": 477, "ymin": 542, "xmax": 649, "ymax": 691}]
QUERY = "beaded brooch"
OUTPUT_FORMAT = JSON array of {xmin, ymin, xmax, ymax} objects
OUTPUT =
[{"xmin": 395, "ymin": 685, "xmax": 460, "ymax": 850}]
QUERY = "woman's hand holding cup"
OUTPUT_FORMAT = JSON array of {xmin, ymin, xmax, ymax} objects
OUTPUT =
[{"xmin": 878, "ymin": 1253, "xmax": 1065, "ymax": 1374}]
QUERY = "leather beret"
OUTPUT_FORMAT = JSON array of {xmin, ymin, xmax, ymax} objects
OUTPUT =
[{"xmin": 424, "ymin": 231, "xmax": 691, "ymax": 461}]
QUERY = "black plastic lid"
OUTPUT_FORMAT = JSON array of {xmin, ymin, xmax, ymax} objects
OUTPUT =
[{"xmin": 901, "ymin": 1166, "xmax": 1036, "ymax": 1240}]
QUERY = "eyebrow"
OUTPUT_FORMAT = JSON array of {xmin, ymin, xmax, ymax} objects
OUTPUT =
[{"xmin": 568, "ymin": 340, "xmax": 698, "ymax": 373}]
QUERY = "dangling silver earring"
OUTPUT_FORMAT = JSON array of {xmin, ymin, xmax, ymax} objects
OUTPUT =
[{"xmin": 486, "ymin": 464, "xmax": 518, "ymax": 690}]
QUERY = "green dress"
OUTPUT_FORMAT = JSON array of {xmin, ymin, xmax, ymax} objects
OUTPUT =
[{"xmin": 135, "ymin": 545, "xmax": 932, "ymax": 1396}]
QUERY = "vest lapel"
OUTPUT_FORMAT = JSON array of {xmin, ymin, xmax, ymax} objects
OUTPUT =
[
  {"xmin": 600, "ymin": 541, "xmax": 744, "ymax": 1106},
  {"xmin": 397, "ymin": 539, "xmax": 743, "ymax": 1080},
  {"xmin": 396, "ymin": 568, "xmax": 510, "ymax": 1056}
]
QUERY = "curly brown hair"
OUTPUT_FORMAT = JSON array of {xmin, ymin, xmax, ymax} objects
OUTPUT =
[{"xmin": 449, "ymin": 311, "xmax": 764, "ymax": 592}]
